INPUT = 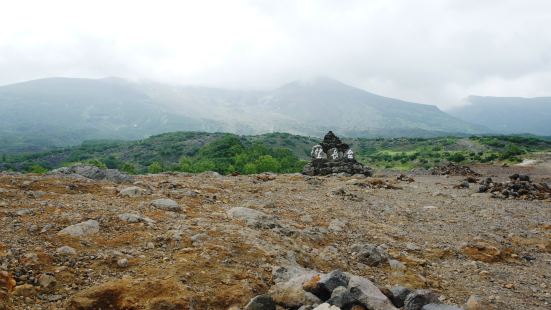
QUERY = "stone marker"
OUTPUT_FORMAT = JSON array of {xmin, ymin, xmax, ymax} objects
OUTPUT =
[{"xmin": 302, "ymin": 131, "xmax": 373, "ymax": 176}]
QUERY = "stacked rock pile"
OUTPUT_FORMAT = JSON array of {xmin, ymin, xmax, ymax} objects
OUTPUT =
[
  {"xmin": 478, "ymin": 174, "xmax": 551, "ymax": 200},
  {"xmin": 302, "ymin": 131, "xmax": 373, "ymax": 177},
  {"xmin": 245, "ymin": 268, "xmax": 463, "ymax": 310},
  {"xmin": 430, "ymin": 163, "xmax": 480, "ymax": 177}
]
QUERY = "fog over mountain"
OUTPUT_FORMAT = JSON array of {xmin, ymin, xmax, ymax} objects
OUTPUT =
[
  {"xmin": 0, "ymin": 77, "xmax": 488, "ymax": 153},
  {"xmin": 448, "ymin": 96, "xmax": 551, "ymax": 136},
  {"xmin": 1, "ymin": 1, "xmax": 551, "ymax": 108}
]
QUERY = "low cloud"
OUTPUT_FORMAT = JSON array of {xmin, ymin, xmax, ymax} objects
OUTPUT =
[{"xmin": 1, "ymin": 0, "xmax": 550, "ymax": 108}]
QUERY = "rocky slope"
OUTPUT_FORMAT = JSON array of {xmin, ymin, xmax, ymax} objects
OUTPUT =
[{"xmin": 0, "ymin": 164, "xmax": 550, "ymax": 309}]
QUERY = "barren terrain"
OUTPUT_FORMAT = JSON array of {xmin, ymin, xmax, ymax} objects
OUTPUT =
[{"xmin": 1, "ymin": 164, "xmax": 550, "ymax": 309}]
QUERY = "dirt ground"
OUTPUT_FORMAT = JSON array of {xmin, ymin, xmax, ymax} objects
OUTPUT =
[{"xmin": 0, "ymin": 163, "xmax": 550, "ymax": 309}]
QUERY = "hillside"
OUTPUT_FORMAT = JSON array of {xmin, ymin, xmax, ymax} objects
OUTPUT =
[
  {"xmin": 0, "ymin": 77, "xmax": 487, "ymax": 153},
  {"xmin": 447, "ymin": 96, "xmax": 551, "ymax": 135},
  {"xmin": 2, "ymin": 132, "xmax": 550, "ymax": 174}
]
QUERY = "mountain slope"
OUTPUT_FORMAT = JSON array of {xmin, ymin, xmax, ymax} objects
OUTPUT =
[
  {"xmin": 0, "ymin": 77, "xmax": 488, "ymax": 153},
  {"xmin": 448, "ymin": 96, "xmax": 551, "ymax": 135}
]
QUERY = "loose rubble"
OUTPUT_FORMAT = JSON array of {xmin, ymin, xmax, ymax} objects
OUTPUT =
[
  {"xmin": 430, "ymin": 163, "xmax": 481, "ymax": 177},
  {"xmin": 478, "ymin": 174, "xmax": 551, "ymax": 200}
]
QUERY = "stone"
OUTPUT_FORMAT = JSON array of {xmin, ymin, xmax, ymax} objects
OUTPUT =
[
  {"xmin": 347, "ymin": 276, "xmax": 398, "ymax": 310},
  {"xmin": 313, "ymin": 303, "xmax": 341, "ymax": 310},
  {"xmin": 57, "ymin": 220, "xmax": 100, "ymax": 238},
  {"xmin": 404, "ymin": 290, "xmax": 441, "ymax": 310},
  {"xmin": 304, "ymin": 270, "xmax": 350, "ymax": 301},
  {"xmin": 328, "ymin": 219, "xmax": 347, "ymax": 232},
  {"xmin": 15, "ymin": 208, "xmax": 34, "ymax": 216},
  {"xmin": 150, "ymin": 198, "xmax": 182, "ymax": 212},
  {"xmin": 227, "ymin": 207, "xmax": 277, "ymax": 228},
  {"xmin": 388, "ymin": 259, "xmax": 406, "ymax": 271},
  {"xmin": 49, "ymin": 165, "xmax": 133, "ymax": 183},
  {"xmin": 117, "ymin": 258, "xmax": 129, "ymax": 268},
  {"xmin": 56, "ymin": 245, "xmax": 77, "ymax": 256},
  {"xmin": 269, "ymin": 272, "xmax": 323, "ymax": 308},
  {"xmin": 118, "ymin": 213, "xmax": 155, "ymax": 226},
  {"xmin": 421, "ymin": 304, "xmax": 463, "ymax": 310},
  {"xmin": 38, "ymin": 274, "xmax": 56, "ymax": 290},
  {"xmin": 119, "ymin": 186, "xmax": 148, "ymax": 197},
  {"xmin": 352, "ymin": 244, "xmax": 388, "ymax": 266},
  {"xmin": 386, "ymin": 286, "xmax": 412, "ymax": 308},
  {"xmin": 13, "ymin": 284, "xmax": 36, "ymax": 297},
  {"xmin": 465, "ymin": 295, "xmax": 488, "ymax": 310},
  {"xmin": 245, "ymin": 294, "xmax": 277, "ymax": 310}
]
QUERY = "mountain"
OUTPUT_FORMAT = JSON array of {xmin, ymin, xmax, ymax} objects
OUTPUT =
[
  {"xmin": 447, "ymin": 96, "xmax": 551, "ymax": 136},
  {"xmin": 0, "ymin": 77, "xmax": 486, "ymax": 153}
]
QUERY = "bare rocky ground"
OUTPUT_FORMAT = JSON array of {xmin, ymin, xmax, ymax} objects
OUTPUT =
[{"xmin": 0, "ymin": 163, "xmax": 550, "ymax": 309}]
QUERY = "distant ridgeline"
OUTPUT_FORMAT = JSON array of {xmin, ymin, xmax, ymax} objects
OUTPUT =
[{"xmin": 1, "ymin": 131, "xmax": 550, "ymax": 174}]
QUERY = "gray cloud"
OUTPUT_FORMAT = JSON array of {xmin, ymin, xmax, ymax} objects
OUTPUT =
[{"xmin": 0, "ymin": 0, "xmax": 550, "ymax": 108}]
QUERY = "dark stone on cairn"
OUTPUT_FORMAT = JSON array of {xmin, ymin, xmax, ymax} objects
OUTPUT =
[{"xmin": 302, "ymin": 131, "xmax": 373, "ymax": 176}]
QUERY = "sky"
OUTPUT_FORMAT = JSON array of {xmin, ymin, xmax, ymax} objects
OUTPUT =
[{"xmin": 0, "ymin": 0, "xmax": 550, "ymax": 109}]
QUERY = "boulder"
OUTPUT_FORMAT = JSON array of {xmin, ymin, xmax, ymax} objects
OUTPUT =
[
  {"xmin": 347, "ymin": 276, "xmax": 398, "ymax": 310},
  {"xmin": 404, "ymin": 290, "xmax": 441, "ymax": 310},
  {"xmin": 150, "ymin": 199, "xmax": 182, "ymax": 212},
  {"xmin": 352, "ymin": 243, "xmax": 388, "ymax": 266},
  {"xmin": 422, "ymin": 304, "xmax": 463, "ymax": 310},
  {"xmin": 386, "ymin": 286, "xmax": 411, "ymax": 308},
  {"xmin": 269, "ymin": 271, "xmax": 322, "ymax": 308},
  {"xmin": 56, "ymin": 245, "xmax": 77, "ymax": 256},
  {"xmin": 304, "ymin": 270, "xmax": 350, "ymax": 301},
  {"xmin": 58, "ymin": 220, "xmax": 100, "ymax": 238},
  {"xmin": 227, "ymin": 207, "xmax": 278, "ymax": 228},
  {"xmin": 245, "ymin": 294, "xmax": 277, "ymax": 310},
  {"xmin": 119, "ymin": 186, "xmax": 148, "ymax": 197}
]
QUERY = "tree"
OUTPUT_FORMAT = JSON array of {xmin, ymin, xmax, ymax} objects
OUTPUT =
[
  {"xmin": 148, "ymin": 162, "xmax": 163, "ymax": 174},
  {"xmin": 244, "ymin": 163, "xmax": 257, "ymax": 174},
  {"xmin": 255, "ymin": 155, "xmax": 280, "ymax": 173},
  {"xmin": 121, "ymin": 163, "xmax": 136, "ymax": 174}
]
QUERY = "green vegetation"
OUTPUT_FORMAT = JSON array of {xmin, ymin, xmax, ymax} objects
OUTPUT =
[{"xmin": 1, "ymin": 132, "xmax": 550, "ymax": 174}]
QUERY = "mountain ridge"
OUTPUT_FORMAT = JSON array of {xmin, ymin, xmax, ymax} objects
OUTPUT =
[{"xmin": 0, "ymin": 76, "xmax": 488, "ymax": 153}]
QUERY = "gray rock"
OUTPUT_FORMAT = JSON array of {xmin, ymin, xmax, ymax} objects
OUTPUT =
[
  {"xmin": 15, "ymin": 208, "xmax": 34, "ymax": 216},
  {"xmin": 57, "ymin": 220, "xmax": 100, "ymax": 238},
  {"xmin": 422, "ymin": 304, "xmax": 463, "ymax": 310},
  {"xmin": 150, "ymin": 198, "xmax": 182, "ymax": 212},
  {"xmin": 313, "ymin": 304, "xmax": 341, "ymax": 310},
  {"xmin": 388, "ymin": 259, "xmax": 406, "ymax": 271},
  {"xmin": 117, "ymin": 258, "xmax": 129, "ymax": 268},
  {"xmin": 40, "ymin": 224, "xmax": 54, "ymax": 233},
  {"xmin": 118, "ymin": 213, "xmax": 155, "ymax": 226},
  {"xmin": 227, "ymin": 207, "xmax": 278, "ymax": 228},
  {"xmin": 352, "ymin": 243, "xmax": 388, "ymax": 266},
  {"xmin": 272, "ymin": 265, "xmax": 314, "ymax": 284},
  {"xmin": 347, "ymin": 276, "xmax": 397, "ymax": 310},
  {"xmin": 306, "ymin": 269, "xmax": 350, "ymax": 300},
  {"xmin": 56, "ymin": 246, "xmax": 77, "ymax": 256},
  {"xmin": 328, "ymin": 219, "xmax": 347, "ymax": 232},
  {"xmin": 387, "ymin": 286, "xmax": 411, "ymax": 308},
  {"xmin": 119, "ymin": 186, "xmax": 148, "ymax": 197},
  {"xmin": 245, "ymin": 294, "xmax": 276, "ymax": 310},
  {"xmin": 49, "ymin": 165, "xmax": 133, "ymax": 183},
  {"xmin": 404, "ymin": 290, "xmax": 441, "ymax": 310}
]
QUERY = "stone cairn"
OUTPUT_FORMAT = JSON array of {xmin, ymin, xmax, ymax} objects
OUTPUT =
[{"xmin": 302, "ymin": 131, "xmax": 373, "ymax": 176}]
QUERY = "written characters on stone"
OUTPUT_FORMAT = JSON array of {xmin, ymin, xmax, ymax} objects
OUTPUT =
[{"xmin": 302, "ymin": 131, "xmax": 373, "ymax": 176}]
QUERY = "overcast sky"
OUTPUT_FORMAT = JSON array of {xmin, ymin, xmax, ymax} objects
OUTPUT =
[{"xmin": 1, "ymin": 0, "xmax": 550, "ymax": 108}]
